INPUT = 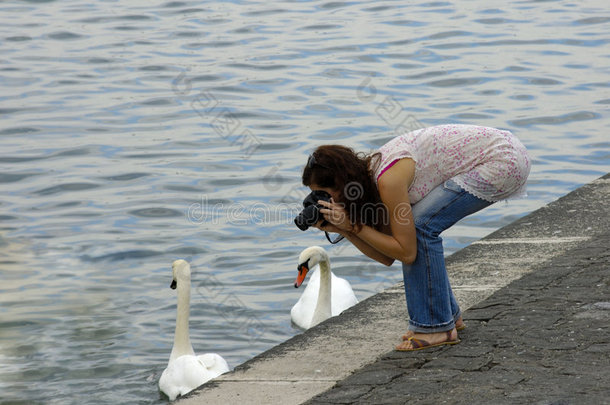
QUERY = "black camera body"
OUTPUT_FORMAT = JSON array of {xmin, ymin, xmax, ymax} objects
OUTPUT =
[{"xmin": 294, "ymin": 190, "xmax": 331, "ymax": 231}]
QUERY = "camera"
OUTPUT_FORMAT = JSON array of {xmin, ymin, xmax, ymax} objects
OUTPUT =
[{"xmin": 294, "ymin": 190, "xmax": 331, "ymax": 231}]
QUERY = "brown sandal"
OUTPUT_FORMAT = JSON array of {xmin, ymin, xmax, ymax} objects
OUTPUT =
[
  {"xmin": 401, "ymin": 322, "xmax": 466, "ymax": 341},
  {"xmin": 396, "ymin": 331, "xmax": 461, "ymax": 352}
]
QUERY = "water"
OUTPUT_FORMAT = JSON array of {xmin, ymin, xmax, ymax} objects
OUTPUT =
[{"xmin": 0, "ymin": 0, "xmax": 608, "ymax": 403}]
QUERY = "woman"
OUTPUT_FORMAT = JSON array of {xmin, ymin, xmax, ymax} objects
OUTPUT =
[{"xmin": 301, "ymin": 124, "xmax": 530, "ymax": 351}]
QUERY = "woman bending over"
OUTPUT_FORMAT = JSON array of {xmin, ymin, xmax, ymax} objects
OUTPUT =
[{"xmin": 301, "ymin": 124, "xmax": 530, "ymax": 351}]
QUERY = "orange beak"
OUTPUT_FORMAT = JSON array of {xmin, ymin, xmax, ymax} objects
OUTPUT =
[{"xmin": 294, "ymin": 263, "xmax": 309, "ymax": 288}]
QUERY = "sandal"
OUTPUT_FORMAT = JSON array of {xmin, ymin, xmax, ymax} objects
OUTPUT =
[
  {"xmin": 396, "ymin": 331, "xmax": 461, "ymax": 352},
  {"xmin": 401, "ymin": 322, "xmax": 465, "ymax": 341}
]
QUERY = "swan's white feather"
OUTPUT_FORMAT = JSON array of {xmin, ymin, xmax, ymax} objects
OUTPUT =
[
  {"xmin": 159, "ymin": 354, "xmax": 228, "ymax": 401},
  {"xmin": 197, "ymin": 352, "xmax": 230, "ymax": 375}
]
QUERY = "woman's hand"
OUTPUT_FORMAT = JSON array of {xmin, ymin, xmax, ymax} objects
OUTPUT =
[
  {"xmin": 312, "ymin": 220, "xmax": 342, "ymax": 234},
  {"xmin": 318, "ymin": 199, "xmax": 354, "ymax": 233}
]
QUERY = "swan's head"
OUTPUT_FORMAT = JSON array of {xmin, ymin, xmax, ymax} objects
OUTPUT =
[
  {"xmin": 171, "ymin": 259, "xmax": 191, "ymax": 289},
  {"xmin": 294, "ymin": 246, "xmax": 329, "ymax": 288}
]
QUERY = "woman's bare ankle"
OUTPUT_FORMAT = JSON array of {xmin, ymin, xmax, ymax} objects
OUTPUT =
[{"xmin": 402, "ymin": 317, "xmax": 463, "ymax": 341}]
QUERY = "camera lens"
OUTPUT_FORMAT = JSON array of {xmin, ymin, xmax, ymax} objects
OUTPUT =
[
  {"xmin": 294, "ymin": 205, "xmax": 319, "ymax": 231},
  {"xmin": 294, "ymin": 190, "xmax": 331, "ymax": 231},
  {"xmin": 294, "ymin": 213, "xmax": 308, "ymax": 231}
]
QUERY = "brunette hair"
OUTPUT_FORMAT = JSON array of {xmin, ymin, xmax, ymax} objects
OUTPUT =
[{"xmin": 301, "ymin": 145, "xmax": 388, "ymax": 231}]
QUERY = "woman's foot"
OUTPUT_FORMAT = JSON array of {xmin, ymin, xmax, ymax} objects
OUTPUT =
[
  {"xmin": 401, "ymin": 317, "xmax": 465, "ymax": 341},
  {"xmin": 395, "ymin": 329, "xmax": 460, "ymax": 351}
]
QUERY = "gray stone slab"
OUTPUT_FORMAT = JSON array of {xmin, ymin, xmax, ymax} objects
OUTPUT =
[{"xmin": 180, "ymin": 174, "xmax": 610, "ymax": 405}]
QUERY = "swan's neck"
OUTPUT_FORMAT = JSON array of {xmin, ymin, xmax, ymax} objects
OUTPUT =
[
  {"xmin": 169, "ymin": 279, "xmax": 195, "ymax": 362},
  {"xmin": 311, "ymin": 259, "xmax": 332, "ymax": 327}
]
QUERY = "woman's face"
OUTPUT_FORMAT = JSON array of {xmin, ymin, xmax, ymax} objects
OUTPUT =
[{"xmin": 309, "ymin": 183, "xmax": 340, "ymax": 202}]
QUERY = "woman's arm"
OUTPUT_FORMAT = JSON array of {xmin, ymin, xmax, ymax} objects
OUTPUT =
[
  {"xmin": 319, "ymin": 158, "xmax": 418, "ymax": 264},
  {"xmin": 343, "ymin": 227, "xmax": 396, "ymax": 266},
  {"xmin": 312, "ymin": 221, "xmax": 395, "ymax": 266}
]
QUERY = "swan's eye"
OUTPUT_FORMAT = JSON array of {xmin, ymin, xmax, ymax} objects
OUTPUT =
[{"xmin": 297, "ymin": 258, "xmax": 310, "ymax": 273}]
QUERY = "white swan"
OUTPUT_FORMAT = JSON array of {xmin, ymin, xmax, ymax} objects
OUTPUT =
[
  {"xmin": 290, "ymin": 246, "xmax": 358, "ymax": 330},
  {"xmin": 159, "ymin": 259, "xmax": 230, "ymax": 401}
]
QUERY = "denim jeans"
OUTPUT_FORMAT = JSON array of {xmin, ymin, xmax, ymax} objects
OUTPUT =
[{"xmin": 402, "ymin": 179, "xmax": 493, "ymax": 333}]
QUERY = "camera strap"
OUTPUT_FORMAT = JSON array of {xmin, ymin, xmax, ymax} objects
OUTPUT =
[{"xmin": 325, "ymin": 231, "xmax": 345, "ymax": 244}]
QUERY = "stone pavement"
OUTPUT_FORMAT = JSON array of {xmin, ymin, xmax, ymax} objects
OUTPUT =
[
  {"xmin": 179, "ymin": 174, "xmax": 609, "ymax": 405},
  {"xmin": 304, "ymin": 230, "xmax": 610, "ymax": 404}
]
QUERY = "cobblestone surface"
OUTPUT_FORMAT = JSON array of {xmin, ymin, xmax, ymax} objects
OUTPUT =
[
  {"xmin": 182, "ymin": 175, "xmax": 609, "ymax": 405},
  {"xmin": 305, "ymin": 231, "xmax": 610, "ymax": 405}
]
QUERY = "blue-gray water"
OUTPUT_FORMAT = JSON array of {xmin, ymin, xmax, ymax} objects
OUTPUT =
[{"xmin": 1, "ymin": 0, "xmax": 608, "ymax": 403}]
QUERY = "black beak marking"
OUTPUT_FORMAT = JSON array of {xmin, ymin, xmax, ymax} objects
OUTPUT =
[
  {"xmin": 298, "ymin": 258, "xmax": 310, "ymax": 271},
  {"xmin": 297, "ymin": 258, "xmax": 310, "ymax": 275},
  {"xmin": 170, "ymin": 280, "xmax": 177, "ymax": 289},
  {"xmin": 294, "ymin": 258, "xmax": 310, "ymax": 288}
]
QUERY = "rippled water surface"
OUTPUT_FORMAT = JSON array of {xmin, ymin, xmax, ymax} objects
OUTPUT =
[{"xmin": 1, "ymin": 0, "xmax": 608, "ymax": 403}]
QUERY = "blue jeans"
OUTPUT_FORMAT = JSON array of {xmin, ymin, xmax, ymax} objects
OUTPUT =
[{"xmin": 402, "ymin": 179, "xmax": 493, "ymax": 333}]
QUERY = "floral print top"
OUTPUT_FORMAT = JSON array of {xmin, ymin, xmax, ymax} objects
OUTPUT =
[{"xmin": 374, "ymin": 124, "xmax": 531, "ymax": 203}]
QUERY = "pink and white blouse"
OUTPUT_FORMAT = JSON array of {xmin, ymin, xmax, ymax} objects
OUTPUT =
[{"xmin": 373, "ymin": 124, "xmax": 531, "ymax": 203}]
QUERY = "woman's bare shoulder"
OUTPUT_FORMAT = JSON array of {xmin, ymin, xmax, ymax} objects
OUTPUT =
[{"xmin": 377, "ymin": 158, "xmax": 415, "ymax": 189}]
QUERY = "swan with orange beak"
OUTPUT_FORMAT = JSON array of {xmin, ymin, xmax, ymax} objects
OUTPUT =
[{"xmin": 290, "ymin": 246, "xmax": 358, "ymax": 330}]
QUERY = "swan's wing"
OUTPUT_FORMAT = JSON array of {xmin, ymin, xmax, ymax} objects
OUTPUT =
[
  {"xmin": 290, "ymin": 301, "xmax": 310, "ymax": 329},
  {"xmin": 330, "ymin": 274, "xmax": 358, "ymax": 316},
  {"xmin": 159, "ymin": 355, "xmax": 212, "ymax": 401},
  {"xmin": 290, "ymin": 268, "xmax": 321, "ymax": 329},
  {"xmin": 197, "ymin": 353, "xmax": 230, "ymax": 375}
]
